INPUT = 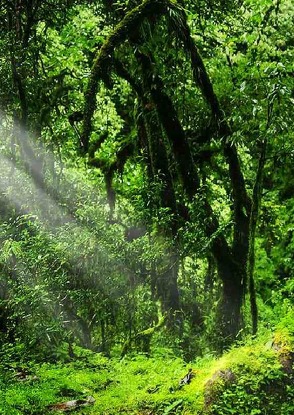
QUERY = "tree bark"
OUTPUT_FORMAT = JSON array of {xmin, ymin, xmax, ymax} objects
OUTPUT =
[{"xmin": 217, "ymin": 262, "xmax": 244, "ymax": 347}]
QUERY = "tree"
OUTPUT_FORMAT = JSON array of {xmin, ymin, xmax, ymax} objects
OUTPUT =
[
  {"xmin": 0, "ymin": 0, "xmax": 292, "ymax": 356},
  {"xmin": 80, "ymin": 0, "xmax": 293, "ymax": 348}
]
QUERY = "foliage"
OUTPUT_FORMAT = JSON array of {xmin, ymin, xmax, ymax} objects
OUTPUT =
[
  {"xmin": 0, "ymin": 325, "xmax": 293, "ymax": 414},
  {"xmin": 0, "ymin": 0, "xmax": 293, "ymax": 413}
]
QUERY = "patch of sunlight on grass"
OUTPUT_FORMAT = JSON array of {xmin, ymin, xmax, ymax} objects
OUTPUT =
[{"xmin": 2, "ymin": 325, "xmax": 293, "ymax": 415}]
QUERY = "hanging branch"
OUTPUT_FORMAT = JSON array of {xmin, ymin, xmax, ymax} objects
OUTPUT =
[
  {"xmin": 112, "ymin": 57, "xmax": 144, "ymax": 96},
  {"xmin": 135, "ymin": 49, "xmax": 234, "ymax": 266},
  {"xmin": 82, "ymin": 0, "xmax": 252, "ymax": 301},
  {"xmin": 168, "ymin": 9, "xmax": 222, "ymax": 122},
  {"xmin": 170, "ymin": 8, "xmax": 250, "ymax": 201},
  {"xmin": 82, "ymin": 0, "xmax": 250, "ymax": 242},
  {"xmin": 135, "ymin": 50, "xmax": 200, "ymax": 199},
  {"xmin": 169, "ymin": 8, "xmax": 252, "ymax": 273},
  {"xmin": 140, "ymin": 95, "xmax": 179, "ymax": 236},
  {"xmin": 81, "ymin": 0, "xmax": 173, "ymax": 152}
]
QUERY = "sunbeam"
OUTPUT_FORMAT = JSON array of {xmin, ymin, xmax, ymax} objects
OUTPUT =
[{"xmin": 0, "ymin": 114, "xmax": 132, "ymax": 353}]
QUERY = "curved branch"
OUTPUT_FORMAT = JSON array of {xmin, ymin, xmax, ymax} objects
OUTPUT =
[
  {"xmin": 170, "ymin": 9, "xmax": 251, "ymax": 252},
  {"xmin": 81, "ymin": 0, "xmax": 171, "ymax": 152},
  {"xmin": 112, "ymin": 57, "xmax": 143, "ymax": 96},
  {"xmin": 81, "ymin": 0, "xmax": 251, "ymax": 274},
  {"xmin": 136, "ymin": 50, "xmax": 199, "ymax": 199}
]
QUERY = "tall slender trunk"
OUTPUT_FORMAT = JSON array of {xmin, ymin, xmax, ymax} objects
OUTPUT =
[{"xmin": 247, "ymin": 139, "xmax": 267, "ymax": 335}]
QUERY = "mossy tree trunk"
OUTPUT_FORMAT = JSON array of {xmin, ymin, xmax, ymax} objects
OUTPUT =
[
  {"xmin": 81, "ymin": 0, "xmax": 261, "ymax": 348},
  {"xmin": 247, "ymin": 139, "xmax": 267, "ymax": 335}
]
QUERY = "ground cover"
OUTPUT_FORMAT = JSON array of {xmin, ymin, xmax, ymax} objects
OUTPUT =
[{"xmin": 1, "ymin": 323, "xmax": 293, "ymax": 415}]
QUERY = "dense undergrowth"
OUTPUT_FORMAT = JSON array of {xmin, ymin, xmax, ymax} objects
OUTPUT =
[
  {"xmin": 0, "ymin": 309, "xmax": 293, "ymax": 415},
  {"xmin": 0, "ymin": 1, "xmax": 293, "ymax": 414}
]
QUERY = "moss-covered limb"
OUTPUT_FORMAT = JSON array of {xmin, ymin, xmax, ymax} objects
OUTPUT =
[
  {"xmin": 141, "ymin": 106, "xmax": 180, "ymax": 234},
  {"xmin": 135, "ymin": 314, "xmax": 166, "ymax": 354},
  {"xmin": 81, "ymin": 0, "xmax": 172, "ymax": 153},
  {"xmin": 171, "ymin": 8, "xmax": 251, "ymax": 236},
  {"xmin": 136, "ymin": 107, "xmax": 179, "ymax": 234},
  {"xmin": 88, "ymin": 132, "xmax": 109, "ymax": 160},
  {"xmin": 112, "ymin": 57, "xmax": 143, "ymax": 97},
  {"xmin": 136, "ymin": 50, "xmax": 233, "ymax": 266},
  {"xmin": 173, "ymin": 10, "xmax": 250, "ymax": 237},
  {"xmin": 120, "ymin": 55, "xmax": 180, "ymax": 233},
  {"xmin": 87, "ymin": 58, "xmax": 141, "ymax": 163},
  {"xmin": 143, "ymin": 108, "xmax": 173, "ymax": 185},
  {"xmin": 121, "ymin": 313, "xmax": 166, "ymax": 356},
  {"xmin": 110, "ymin": 58, "xmax": 162, "ymax": 182},
  {"xmin": 109, "ymin": 59, "xmax": 143, "ymax": 139},
  {"xmin": 169, "ymin": 8, "xmax": 222, "ymax": 122},
  {"xmin": 88, "ymin": 140, "xmax": 135, "ymax": 214},
  {"xmin": 136, "ymin": 50, "xmax": 200, "ymax": 200},
  {"xmin": 132, "ymin": 49, "xmax": 230, "ymax": 260},
  {"xmin": 136, "ymin": 314, "xmax": 166, "ymax": 337}
]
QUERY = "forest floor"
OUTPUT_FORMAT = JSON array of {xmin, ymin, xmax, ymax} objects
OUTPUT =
[{"xmin": 0, "ymin": 322, "xmax": 293, "ymax": 415}]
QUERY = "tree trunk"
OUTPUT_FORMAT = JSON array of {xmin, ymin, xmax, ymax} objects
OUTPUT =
[
  {"xmin": 210, "ymin": 222, "xmax": 249, "ymax": 350},
  {"xmin": 156, "ymin": 248, "xmax": 182, "ymax": 333},
  {"xmin": 160, "ymin": 252, "xmax": 180, "ymax": 313},
  {"xmin": 217, "ymin": 263, "xmax": 244, "ymax": 348}
]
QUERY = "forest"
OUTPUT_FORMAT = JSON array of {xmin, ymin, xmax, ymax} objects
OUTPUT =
[{"xmin": 0, "ymin": 0, "xmax": 293, "ymax": 414}]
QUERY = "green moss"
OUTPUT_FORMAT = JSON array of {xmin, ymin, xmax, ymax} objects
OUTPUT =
[
  {"xmin": 81, "ymin": 0, "xmax": 171, "ymax": 152},
  {"xmin": 203, "ymin": 334, "xmax": 293, "ymax": 415},
  {"xmin": 0, "ymin": 330, "xmax": 293, "ymax": 415}
]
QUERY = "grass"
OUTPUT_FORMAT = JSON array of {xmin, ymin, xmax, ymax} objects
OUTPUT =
[
  {"xmin": 0, "ymin": 325, "xmax": 293, "ymax": 415},
  {"xmin": 0, "ymin": 349, "xmax": 213, "ymax": 415}
]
